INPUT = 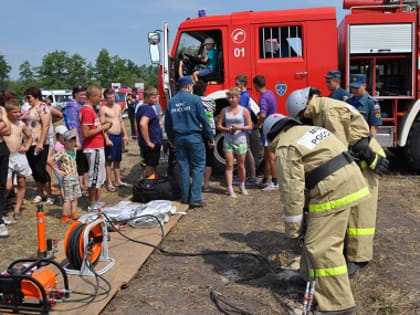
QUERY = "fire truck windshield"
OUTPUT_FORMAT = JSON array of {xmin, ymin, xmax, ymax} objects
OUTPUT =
[{"xmin": 176, "ymin": 32, "xmax": 201, "ymax": 57}]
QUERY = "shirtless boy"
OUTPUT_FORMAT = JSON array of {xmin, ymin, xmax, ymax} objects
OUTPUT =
[
  {"xmin": 99, "ymin": 88, "xmax": 129, "ymax": 191},
  {"xmin": 0, "ymin": 93, "xmax": 12, "ymax": 237},
  {"xmin": 4, "ymin": 99, "xmax": 32, "ymax": 220}
]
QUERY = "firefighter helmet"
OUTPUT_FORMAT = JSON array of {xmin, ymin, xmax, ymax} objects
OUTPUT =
[
  {"xmin": 263, "ymin": 114, "xmax": 301, "ymax": 143},
  {"xmin": 286, "ymin": 87, "xmax": 311, "ymax": 119}
]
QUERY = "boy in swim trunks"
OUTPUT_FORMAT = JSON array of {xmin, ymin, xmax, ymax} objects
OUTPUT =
[{"xmin": 99, "ymin": 88, "xmax": 129, "ymax": 191}]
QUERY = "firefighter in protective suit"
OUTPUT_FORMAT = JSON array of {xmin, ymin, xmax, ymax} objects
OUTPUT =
[
  {"xmin": 264, "ymin": 114, "xmax": 368, "ymax": 314},
  {"xmin": 286, "ymin": 87, "xmax": 389, "ymax": 276}
]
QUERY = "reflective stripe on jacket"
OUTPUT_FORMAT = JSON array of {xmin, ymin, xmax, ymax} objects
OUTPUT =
[{"xmin": 270, "ymin": 125, "xmax": 368, "ymax": 238}]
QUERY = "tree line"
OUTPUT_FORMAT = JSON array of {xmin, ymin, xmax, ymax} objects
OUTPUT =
[{"xmin": 0, "ymin": 49, "xmax": 158, "ymax": 97}]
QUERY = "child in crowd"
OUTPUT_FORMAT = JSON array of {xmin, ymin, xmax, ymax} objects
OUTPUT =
[
  {"xmin": 99, "ymin": 88, "xmax": 129, "ymax": 191},
  {"xmin": 53, "ymin": 131, "xmax": 81, "ymax": 223},
  {"xmin": 47, "ymin": 125, "xmax": 68, "ymax": 205},
  {"xmin": 4, "ymin": 99, "xmax": 33, "ymax": 220},
  {"xmin": 81, "ymin": 86, "xmax": 112, "ymax": 211},
  {"xmin": 136, "ymin": 87, "xmax": 163, "ymax": 178}
]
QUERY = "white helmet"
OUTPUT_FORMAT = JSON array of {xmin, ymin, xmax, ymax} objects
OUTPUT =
[
  {"xmin": 263, "ymin": 113, "xmax": 301, "ymax": 143},
  {"xmin": 203, "ymin": 37, "xmax": 215, "ymax": 45},
  {"xmin": 286, "ymin": 87, "xmax": 311, "ymax": 119},
  {"xmin": 263, "ymin": 114, "xmax": 286, "ymax": 140}
]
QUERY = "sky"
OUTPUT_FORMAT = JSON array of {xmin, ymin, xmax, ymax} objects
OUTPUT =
[{"xmin": 0, "ymin": 0, "xmax": 347, "ymax": 80}]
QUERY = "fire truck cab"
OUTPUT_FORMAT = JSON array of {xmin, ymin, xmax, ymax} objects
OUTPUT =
[
  {"xmin": 149, "ymin": 7, "xmax": 338, "ymax": 171},
  {"xmin": 149, "ymin": 0, "xmax": 420, "ymax": 172}
]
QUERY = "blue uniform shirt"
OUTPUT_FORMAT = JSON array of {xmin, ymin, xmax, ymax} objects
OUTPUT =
[
  {"xmin": 329, "ymin": 87, "xmax": 351, "ymax": 101},
  {"xmin": 346, "ymin": 93, "xmax": 382, "ymax": 127},
  {"xmin": 165, "ymin": 90, "xmax": 214, "ymax": 143}
]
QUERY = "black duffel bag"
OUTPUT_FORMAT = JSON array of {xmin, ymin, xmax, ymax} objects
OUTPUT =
[{"xmin": 132, "ymin": 176, "xmax": 180, "ymax": 203}]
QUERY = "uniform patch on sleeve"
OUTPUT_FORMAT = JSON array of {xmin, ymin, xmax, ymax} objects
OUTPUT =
[
  {"xmin": 375, "ymin": 109, "xmax": 381, "ymax": 119},
  {"xmin": 297, "ymin": 127, "xmax": 331, "ymax": 150},
  {"xmin": 373, "ymin": 104, "xmax": 381, "ymax": 110}
]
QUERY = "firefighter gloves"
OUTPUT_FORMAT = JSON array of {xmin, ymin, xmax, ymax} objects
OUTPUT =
[{"xmin": 369, "ymin": 154, "xmax": 389, "ymax": 176}]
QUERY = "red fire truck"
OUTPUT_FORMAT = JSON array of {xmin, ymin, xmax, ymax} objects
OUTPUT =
[{"xmin": 148, "ymin": 0, "xmax": 420, "ymax": 171}]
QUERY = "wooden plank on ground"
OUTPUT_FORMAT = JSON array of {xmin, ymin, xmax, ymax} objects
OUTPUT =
[{"xmin": 51, "ymin": 201, "xmax": 188, "ymax": 315}]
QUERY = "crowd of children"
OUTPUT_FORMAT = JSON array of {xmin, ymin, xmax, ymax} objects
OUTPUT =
[{"xmin": 0, "ymin": 85, "xmax": 131, "ymax": 237}]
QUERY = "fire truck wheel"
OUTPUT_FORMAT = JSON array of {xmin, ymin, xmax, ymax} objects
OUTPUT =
[{"xmin": 404, "ymin": 117, "xmax": 420, "ymax": 172}]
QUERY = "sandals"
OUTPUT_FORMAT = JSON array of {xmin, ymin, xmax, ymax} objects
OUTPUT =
[
  {"xmin": 106, "ymin": 185, "xmax": 116, "ymax": 192},
  {"xmin": 71, "ymin": 212, "xmax": 78, "ymax": 220},
  {"xmin": 115, "ymin": 182, "xmax": 130, "ymax": 188},
  {"xmin": 32, "ymin": 195, "xmax": 43, "ymax": 204},
  {"xmin": 202, "ymin": 186, "xmax": 212, "ymax": 192},
  {"xmin": 13, "ymin": 212, "xmax": 22, "ymax": 220}
]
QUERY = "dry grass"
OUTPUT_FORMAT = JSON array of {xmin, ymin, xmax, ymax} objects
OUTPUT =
[
  {"xmin": 103, "ymin": 174, "xmax": 420, "ymax": 314},
  {"xmin": 1, "ymin": 135, "xmax": 419, "ymax": 314}
]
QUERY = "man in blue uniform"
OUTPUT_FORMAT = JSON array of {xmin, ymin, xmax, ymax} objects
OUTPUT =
[
  {"xmin": 346, "ymin": 74, "xmax": 382, "ymax": 136},
  {"xmin": 164, "ymin": 76, "xmax": 215, "ymax": 208},
  {"xmin": 326, "ymin": 70, "xmax": 351, "ymax": 101}
]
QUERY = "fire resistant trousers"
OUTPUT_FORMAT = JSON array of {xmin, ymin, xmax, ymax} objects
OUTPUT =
[
  {"xmin": 300, "ymin": 207, "xmax": 355, "ymax": 312},
  {"xmin": 345, "ymin": 167, "xmax": 378, "ymax": 262}
]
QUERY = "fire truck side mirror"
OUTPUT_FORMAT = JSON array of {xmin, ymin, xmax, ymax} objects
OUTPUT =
[
  {"xmin": 148, "ymin": 32, "xmax": 160, "ymax": 45},
  {"xmin": 148, "ymin": 32, "xmax": 161, "ymax": 65},
  {"xmin": 149, "ymin": 44, "xmax": 160, "ymax": 65}
]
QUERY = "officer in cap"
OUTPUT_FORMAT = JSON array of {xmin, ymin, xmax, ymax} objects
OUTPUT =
[
  {"xmin": 346, "ymin": 74, "xmax": 382, "ymax": 136},
  {"xmin": 264, "ymin": 114, "xmax": 368, "ymax": 314},
  {"xmin": 164, "ymin": 76, "xmax": 214, "ymax": 208},
  {"xmin": 286, "ymin": 86, "xmax": 389, "ymax": 276},
  {"xmin": 325, "ymin": 70, "xmax": 351, "ymax": 101}
]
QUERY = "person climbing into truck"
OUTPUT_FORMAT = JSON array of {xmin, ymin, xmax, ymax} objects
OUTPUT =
[{"xmin": 192, "ymin": 37, "xmax": 218, "ymax": 82}]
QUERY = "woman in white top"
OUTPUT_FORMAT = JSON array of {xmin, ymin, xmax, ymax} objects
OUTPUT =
[{"xmin": 217, "ymin": 87, "xmax": 252, "ymax": 198}]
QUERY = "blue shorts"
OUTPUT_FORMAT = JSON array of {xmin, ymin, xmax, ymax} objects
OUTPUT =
[
  {"xmin": 105, "ymin": 134, "xmax": 122, "ymax": 162},
  {"xmin": 198, "ymin": 67, "xmax": 215, "ymax": 77}
]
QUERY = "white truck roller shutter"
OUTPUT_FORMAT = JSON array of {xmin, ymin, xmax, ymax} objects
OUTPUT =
[{"xmin": 350, "ymin": 23, "xmax": 413, "ymax": 54}]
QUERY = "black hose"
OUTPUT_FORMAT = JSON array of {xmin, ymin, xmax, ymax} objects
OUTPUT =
[
  {"xmin": 101, "ymin": 213, "xmax": 275, "ymax": 314},
  {"xmin": 210, "ymin": 289, "xmax": 254, "ymax": 315}
]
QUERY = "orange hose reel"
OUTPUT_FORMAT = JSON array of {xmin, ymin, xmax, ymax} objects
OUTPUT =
[
  {"xmin": 63, "ymin": 217, "xmax": 115, "ymax": 276},
  {"xmin": 64, "ymin": 221, "xmax": 102, "ymax": 267}
]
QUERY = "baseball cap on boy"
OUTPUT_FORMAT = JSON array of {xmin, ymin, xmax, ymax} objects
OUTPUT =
[
  {"xmin": 55, "ymin": 125, "xmax": 68, "ymax": 136},
  {"xmin": 63, "ymin": 130, "xmax": 76, "ymax": 141}
]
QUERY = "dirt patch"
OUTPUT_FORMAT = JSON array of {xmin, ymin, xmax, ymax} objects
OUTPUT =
[{"xmin": 103, "ymin": 174, "xmax": 420, "ymax": 314}]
